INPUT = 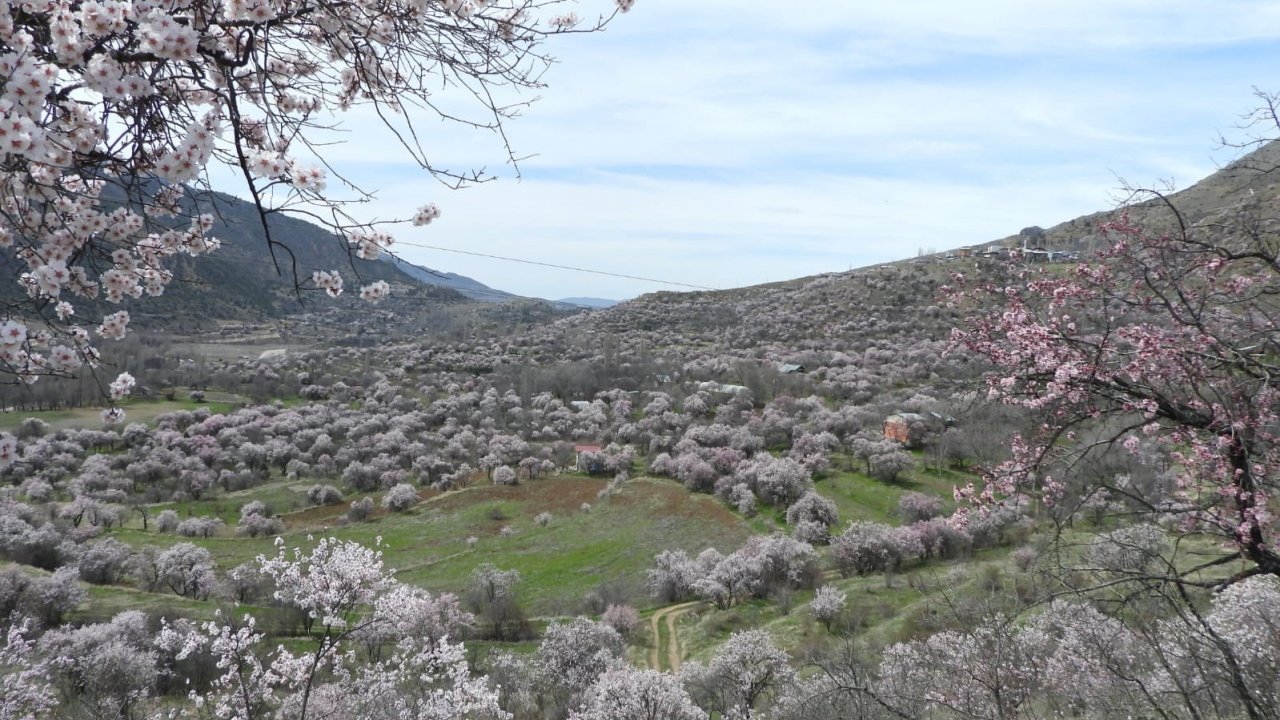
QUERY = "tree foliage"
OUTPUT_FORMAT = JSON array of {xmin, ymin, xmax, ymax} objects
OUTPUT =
[{"xmin": 953, "ymin": 197, "xmax": 1280, "ymax": 583}]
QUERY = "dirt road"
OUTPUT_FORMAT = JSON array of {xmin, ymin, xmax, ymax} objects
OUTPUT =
[{"xmin": 647, "ymin": 601, "xmax": 700, "ymax": 671}]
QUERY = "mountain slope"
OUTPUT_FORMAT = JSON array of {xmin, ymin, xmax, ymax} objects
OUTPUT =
[
  {"xmin": 382, "ymin": 255, "xmax": 518, "ymax": 303},
  {"xmin": 555, "ymin": 297, "xmax": 619, "ymax": 308},
  {"xmin": 524, "ymin": 138, "xmax": 1280, "ymax": 395},
  {"xmin": 0, "ymin": 189, "xmax": 474, "ymax": 330},
  {"xmin": 988, "ymin": 139, "xmax": 1280, "ymax": 253},
  {"xmin": 117, "ymin": 192, "xmax": 426, "ymax": 329}
]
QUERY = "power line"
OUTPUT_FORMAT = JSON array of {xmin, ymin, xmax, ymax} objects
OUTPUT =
[
  {"xmin": 188, "ymin": 249, "xmax": 616, "ymax": 310},
  {"xmin": 203, "ymin": 233, "xmax": 718, "ymax": 295},
  {"xmin": 393, "ymin": 240, "xmax": 719, "ymax": 291}
]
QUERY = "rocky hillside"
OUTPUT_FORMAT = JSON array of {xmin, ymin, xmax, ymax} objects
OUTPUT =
[{"xmin": 990, "ymin": 139, "xmax": 1280, "ymax": 252}]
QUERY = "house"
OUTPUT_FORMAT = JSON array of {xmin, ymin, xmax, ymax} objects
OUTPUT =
[
  {"xmin": 776, "ymin": 363, "xmax": 806, "ymax": 374},
  {"xmin": 574, "ymin": 444, "xmax": 605, "ymax": 473},
  {"xmin": 884, "ymin": 413, "xmax": 927, "ymax": 448}
]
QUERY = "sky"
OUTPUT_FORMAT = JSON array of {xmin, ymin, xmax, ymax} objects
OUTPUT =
[{"xmin": 237, "ymin": 1, "xmax": 1280, "ymax": 301}]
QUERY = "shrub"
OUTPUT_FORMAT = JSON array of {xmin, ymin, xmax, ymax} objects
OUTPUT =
[
  {"xmin": 155, "ymin": 509, "xmax": 179, "ymax": 533},
  {"xmin": 176, "ymin": 517, "xmax": 223, "ymax": 538},
  {"xmin": 347, "ymin": 497, "xmax": 375, "ymax": 522},
  {"xmin": 306, "ymin": 484, "xmax": 344, "ymax": 506},
  {"xmin": 601, "ymin": 603, "xmax": 641, "ymax": 640},
  {"xmin": 898, "ymin": 491, "xmax": 944, "ymax": 523},
  {"xmin": 382, "ymin": 484, "xmax": 419, "ymax": 512}
]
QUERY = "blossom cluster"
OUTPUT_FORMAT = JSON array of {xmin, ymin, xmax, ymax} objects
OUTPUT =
[
  {"xmin": 312, "ymin": 270, "xmax": 344, "ymax": 298},
  {"xmin": 412, "ymin": 203, "xmax": 442, "ymax": 226},
  {"xmin": 359, "ymin": 280, "xmax": 390, "ymax": 302}
]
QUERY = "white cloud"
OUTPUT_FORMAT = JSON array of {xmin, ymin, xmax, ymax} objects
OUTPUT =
[{"xmin": 205, "ymin": 1, "xmax": 1280, "ymax": 301}]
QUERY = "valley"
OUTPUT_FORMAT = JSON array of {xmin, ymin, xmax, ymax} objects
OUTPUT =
[{"xmin": 2, "ymin": 94, "xmax": 1279, "ymax": 720}]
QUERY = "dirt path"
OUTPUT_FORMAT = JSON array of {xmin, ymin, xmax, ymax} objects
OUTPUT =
[{"xmin": 647, "ymin": 601, "xmax": 700, "ymax": 671}]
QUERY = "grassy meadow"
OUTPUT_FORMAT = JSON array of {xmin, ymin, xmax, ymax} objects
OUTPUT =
[
  {"xmin": 106, "ymin": 474, "xmax": 757, "ymax": 617},
  {"xmin": 0, "ymin": 392, "xmax": 244, "ymax": 432}
]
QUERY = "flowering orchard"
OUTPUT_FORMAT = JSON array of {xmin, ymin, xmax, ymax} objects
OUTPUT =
[{"xmin": 0, "ymin": 0, "xmax": 631, "ymax": 415}]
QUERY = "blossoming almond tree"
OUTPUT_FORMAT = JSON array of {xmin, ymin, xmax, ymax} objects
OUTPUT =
[
  {"xmin": 0, "ymin": 0, "xmax": 632, "ymax": 430},
  {"xmin": 952, "ymin": 187, "xmax": 1280, "ymax": 584},
  {"xmin": 157, "ymin": 537, "xmax": 506, "ymax": 720}
]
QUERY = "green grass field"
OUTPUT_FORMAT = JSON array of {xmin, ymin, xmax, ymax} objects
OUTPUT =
[
  {"xmin": 106, "ymin": 475, "xmax": 757, "ymax": 616},
  {"xmin": 81, "ymin": 453, "xmax": 991, "ymax": 662},
  {"xmin": 0, "ymin": 393, "xmax": 244, "ymax": 432}
]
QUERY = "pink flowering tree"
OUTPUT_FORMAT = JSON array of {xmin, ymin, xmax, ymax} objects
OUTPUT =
[
  {"xmin": 808, "ymin": 584, "xmax": 846, "ymax": 632},
  {"xmin": 0, "ymin": 618, "xmax": 56, "ymax": 719},
  {"xmin": 568, "ymin": 665, "xmax": 703, "ymax": 720},
  {"xmin": 0, "ymin": 0, "xmax": 632, "ymax": 422},
  {"xmin": 680, "ymin": 629, "xmax": 795, "ymax": 719},
  {"xmin": 877, "ymin": 615, "xmax": 1047, "ymax": 719},
  {"xmin": 158, "ymin": 536, "xmax": 504, "ymax": 719},
  {"xmin": 952, "ymin": 198, "xmax": 1280, "ymax": 585}
]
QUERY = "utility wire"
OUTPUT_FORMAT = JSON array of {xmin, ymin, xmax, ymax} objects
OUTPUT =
[
  {"xmin": 393, "ymin": 240, "xmax": 719, "ymax": 291},
  {"xmin": 194, "ymin": 249, "xmax": 615, "ymax": 310},
  {"xmin": 210, "ymin": 232, "xmax": 718, "ymax": 294}
]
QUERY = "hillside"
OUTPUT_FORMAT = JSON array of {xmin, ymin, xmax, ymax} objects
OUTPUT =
[
  {"xmin": 0, "ymin": 188, "xmax": 503, "ymax": 331},
  {"xmin": 987, "ymin": 139, "xmax": 1280, "ymax": 253},
  {"xmin": 538, "ymin": 140, "xmax": 1280, "ymax": 360},
  {"xmin": 383, "ymin": 254, "xmax": 521, "ymax": 303},
  {"xmin": 556, "ymin": 297, "xmax": 619, "ymax": 309},
  {"xmin": 117, "ymin": 191, "xmax": 430, "ymax": 329}
]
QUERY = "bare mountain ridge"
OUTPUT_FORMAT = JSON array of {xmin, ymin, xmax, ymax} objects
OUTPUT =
[{"xmin": 382, "ymin": 254, "xmax": 519, "ymax": 303}]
